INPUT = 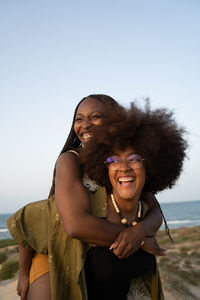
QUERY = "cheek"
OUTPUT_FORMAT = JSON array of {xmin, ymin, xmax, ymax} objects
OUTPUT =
[
  {"xmin": 108, "ymin": 170, "xmax": 115, "ymax": 187},
  {"xmin": 73, "ymin": 124, "xmax": 79, "ymax": 135},
  {"xmin": 140, "ymin": 169, "xmax": 146, "ymax": 185},
  {"xmin": 94, "ymin": 117, "xmax": 105, "ymax": 126}
]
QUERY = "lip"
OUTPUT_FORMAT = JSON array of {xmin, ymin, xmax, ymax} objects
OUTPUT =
[
  {"xmin": 118, "ymin": 176, "xmax": 135, "ymax": 186},
  {"xmin": 81, "ymin": 132, "xmax": 93, "ymax": 140}
]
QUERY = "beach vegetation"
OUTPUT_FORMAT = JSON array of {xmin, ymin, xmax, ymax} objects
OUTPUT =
[
  {"xmin": 179, "ymin": 246, "xmax": 189, "ymax": 253},
  {"xmin": 158, "ymin": 257, "xmax": 170, "ymax": 264},
  {"xmin": 190, "ymin": 251, "xmax": 200, "ymax": 258},
  {"xmin": 183, "ymin": 258, "xmax": 192, "ymax": 267},
  {"xmin": 0, "ymin": 239, "xmax": 17, "ymax": 248},
  {"xmin": 169, "ymin": 278, "xmax": 195, "ymax": 299},
  {"xmin": 0, "ymin": 253, "xmax": 7, "ymax": 264},
  {"xmin": 0, "ymin": 258, "xmax": 19, "ymax": 280}
]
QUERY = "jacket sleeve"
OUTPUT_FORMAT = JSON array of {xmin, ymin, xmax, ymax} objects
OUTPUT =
[{"xmin": 7, "ymin": 199, "xmax": 50, "ymax": 253}]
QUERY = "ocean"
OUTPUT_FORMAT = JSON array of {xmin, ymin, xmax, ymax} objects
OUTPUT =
[
  {"xmin": 159, "ymin": 200, "xmax": 200, "ymax": 229},
  {"xmin": 0, "ymin": 200, "xmax": 200, "ymax": 240}
]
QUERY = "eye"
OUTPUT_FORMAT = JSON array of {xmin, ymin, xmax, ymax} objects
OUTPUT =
[
  {"xmin": 107, "ymin": 156, "xmax": 120, "ymax": 164},
  {"xmin": 110, "ymin": 160, "xmax": 119, "ymax": 164},
  {"xmin": 91, "ymin": 114, "xmax": 101, "ymax": 120},
  {"xmin": 128, "ymin": 155, "xmax": 142, "ymax": 161},
  {"xmin": 128, "ymin": 157, "xmax": 140, "ymax": 164},
  {"xmin": 75, "ymin": 117, "xmax": 83, "ymax": 122}
]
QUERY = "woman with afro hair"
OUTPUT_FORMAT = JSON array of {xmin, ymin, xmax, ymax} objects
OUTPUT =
[{"xmin": 81, "ymin": 101, "xmax": 187, "ymax": 300}]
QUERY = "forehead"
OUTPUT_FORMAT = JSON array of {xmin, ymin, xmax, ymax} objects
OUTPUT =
[
  {"xmin": 76, "ymin": 98, "xmax": 107, "ymax": 115},
  {"xmin": 112, "ymin": 146, "xmax": 136, "ymax": 157}
]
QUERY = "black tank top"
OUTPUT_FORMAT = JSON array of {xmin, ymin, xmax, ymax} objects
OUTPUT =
[{"xmin": 84, "ymin": 246, "xmax": 153, "ymax": 300}]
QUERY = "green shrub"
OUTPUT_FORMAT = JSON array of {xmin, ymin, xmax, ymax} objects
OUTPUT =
[
  {"xmin": 0, "ymin": 239, "xmax": 17, "ymax": 248},
  {"xmin": 0, "ymin": 252, "xmax": 7, "ymax": 264},
  {"xmin": 179, "ymin": 236, "xmax": 189, "ymax": 242},
  {"xmin": 0, "ymin": 259, "xmax": 19, "ymax": 280}
]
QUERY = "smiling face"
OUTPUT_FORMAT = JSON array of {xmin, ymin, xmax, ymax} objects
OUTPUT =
[
  {"xmin": 74, "ymin": 97, "xmax": 107, "ymax": 146},
  {"xmin": 108, "ymin": 147, "xmax": 146, "ymax": 202}
]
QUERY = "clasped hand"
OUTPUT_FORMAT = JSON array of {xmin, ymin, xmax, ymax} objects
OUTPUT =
[{"xmin": 109, "ymin": 223, "xmax": 167, "ymax": 259}]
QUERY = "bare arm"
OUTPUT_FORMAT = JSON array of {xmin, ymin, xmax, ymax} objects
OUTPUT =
[
  {"xmin": 55, "ymin": 152, "xmax": 124, "ymax": 246},
  {"xmin": 140, "ymin": 192, "xmax": 163, "ymax": 236},
  {"xmin": 141, "ymin": 237, "xmax": 167, "ymax": 256},
  {"xmin": 17, "ymin": 245, "xmax": 33, "ymax": 300}
]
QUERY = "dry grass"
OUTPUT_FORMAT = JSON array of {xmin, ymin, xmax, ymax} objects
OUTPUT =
[{"xmin": 157, "ymin": 226, "xmax": 200, "ymax": 300}]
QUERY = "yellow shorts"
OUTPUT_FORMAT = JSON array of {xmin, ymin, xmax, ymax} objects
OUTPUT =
[{"xmin": 29, "ymin": 253, "xmax": 49, "ymax": 285}]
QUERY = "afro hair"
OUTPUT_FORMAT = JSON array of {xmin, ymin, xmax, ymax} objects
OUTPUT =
[{"xmin": 82, "ymin": 101, "xmax": 188, "ymax": 194}]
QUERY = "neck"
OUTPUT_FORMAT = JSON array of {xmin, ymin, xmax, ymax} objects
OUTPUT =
[{"xmin": 112, "ymin": 192, "xmax": 139, "ymax": 214}]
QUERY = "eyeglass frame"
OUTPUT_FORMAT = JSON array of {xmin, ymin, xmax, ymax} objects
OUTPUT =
[{"xmin": 104, "ymin": 154, "xmax": 145, "ymax": 171}]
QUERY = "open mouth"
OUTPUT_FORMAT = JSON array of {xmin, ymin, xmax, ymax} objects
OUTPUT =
[
  {"xmin": 82, "ymin": 132, "xmax": 93, "ymax": 140},
  {"xmin": 118, "ymin": 176, "xmax": 135, "ymax": 185}
]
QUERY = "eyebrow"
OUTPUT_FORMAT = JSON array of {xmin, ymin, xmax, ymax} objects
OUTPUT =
[
  {"xmin": 76, "ymin": 110, "xmax": 103, "ymax": 116},
  {"xmin": 112, "ymin": 152, "xmax": 137, "ymax": 157}
]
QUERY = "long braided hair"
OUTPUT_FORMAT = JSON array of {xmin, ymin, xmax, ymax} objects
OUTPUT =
[{"xmin": 48, "ymin": 94, "xmax": 120, "ymax": 197}]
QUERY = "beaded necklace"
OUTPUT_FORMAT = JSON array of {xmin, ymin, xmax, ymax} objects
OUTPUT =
[{"xmin": 110, "ymin": 194, "xmax": 142, "ymax": 227}]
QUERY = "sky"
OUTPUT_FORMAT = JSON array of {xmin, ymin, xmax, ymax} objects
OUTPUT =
[{"xmin": 0, "ymin": 0, "xmax": 200, "ymax": 213}]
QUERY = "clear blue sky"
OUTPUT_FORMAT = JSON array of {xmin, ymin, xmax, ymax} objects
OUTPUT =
[{"xmin": 1, "ymin": 0, "xmax": 200, "ymax": 213}]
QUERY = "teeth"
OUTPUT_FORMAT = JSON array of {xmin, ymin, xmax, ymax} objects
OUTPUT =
[
  {"xmin": 119, "ymin": 177, "xmax": 134, "ymax": 182},
  {"xmin": 83, "ymin": 133, "xmax": 93, "ymax": 139}
]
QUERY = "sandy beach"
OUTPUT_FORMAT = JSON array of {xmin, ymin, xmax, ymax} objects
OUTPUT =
[
  {"xmin": 0, "ymin": 226, "xmax": 200, "ymax": 300},
  {"xmin": 0, "ymin": 278, "xmax": 19, "ymax": 300}
]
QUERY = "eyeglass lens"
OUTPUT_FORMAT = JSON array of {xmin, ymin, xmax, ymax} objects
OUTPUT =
[{"xmin": 106, "ymin": 155, "xmax": 143, "ymax": 170}]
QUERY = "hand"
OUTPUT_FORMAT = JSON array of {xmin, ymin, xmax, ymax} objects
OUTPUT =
[
  {"xmin": 109, "ymin": 222, "xmax": 145, "ymax": 259},
  {"xmin": 17, "ymin": 271, "xmax": 29, "ymax": 300},
  {"xmin": 141, "ymin": 237, "xmax": 167, "ymax": 256}
]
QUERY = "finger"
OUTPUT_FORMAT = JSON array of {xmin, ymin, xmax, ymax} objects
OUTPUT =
[
  {"xmin": 155, "ymin": 248, "xmax": 167, "ymax": 256},
  {"xmin": 17, "ymin": 287, "xmax": 21, "ymax": 296},
  {"xmin": 112, "ymin": 241, "xmax": 128, "ymax": 258},
  {"xmin": 113, "ymin": 233, "xmax": 141, "ymax": 258},
  {"xmin": 119, "ymin": 239, "xmax": 143, "ymax": 259},
  {"xmin": 109, "ymin": 232, "xmax": 123, "ymax": 250},
  {"xmin": 119, "ymin": 247, "xmax": 136, "ymax": 259},
  {"xmin": 114, "ymin": 241, "xmax": 139, "ymax": 259},
  {"xmin": 152, "ymin": 247, "xmax": 167, "ymax": 256}
]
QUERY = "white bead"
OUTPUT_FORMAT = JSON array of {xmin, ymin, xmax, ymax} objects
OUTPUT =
[
  {"xmin": 132, "ymin": 221, "xmax": 137, "ymax": 226},
  {"xmin": 121, "ymin": 218, "xmax": 127, "ymax": 224}
]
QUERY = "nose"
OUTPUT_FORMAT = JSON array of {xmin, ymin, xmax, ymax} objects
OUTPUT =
[
  {"xmin": 118, "ymin": 159, "xmax": 131, "ymax": 171},
  {"xmin": 82, "ymin": 118, "xmax": 91, "ymax": 128}
]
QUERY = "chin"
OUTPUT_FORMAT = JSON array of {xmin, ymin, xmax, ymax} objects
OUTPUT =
[{"xmin": 119, "ymin": 191, "xmax": 137, "ymax": 201}]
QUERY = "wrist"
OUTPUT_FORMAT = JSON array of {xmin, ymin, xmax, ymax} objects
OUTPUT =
[
  {"xmin": 135, "ymin": 222, "xmax": 146, "ymax": 239},
  {"xmin": 19, "ymin": 269, "xmax": 30, "ymax": 278},
  {"xmin": 18, "ymin": 263, "xmax": 32, "ymax": 276},
  {"xmin": 139, "ymin": 220, "xmax": 154, "ymax": 237}
]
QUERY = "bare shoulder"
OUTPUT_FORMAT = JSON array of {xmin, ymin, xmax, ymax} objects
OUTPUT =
[{"xmin": 56, "ymin": 151, "xmax": 81, "ymax": 178}]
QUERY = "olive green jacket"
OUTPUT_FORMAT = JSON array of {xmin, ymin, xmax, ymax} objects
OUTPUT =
[{"xmin": 7, "ymin": 187, "xmax": 164, "ymax": 300}]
